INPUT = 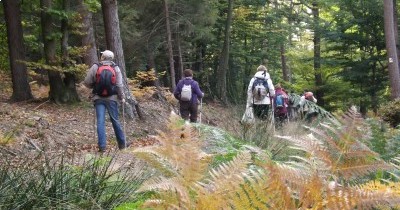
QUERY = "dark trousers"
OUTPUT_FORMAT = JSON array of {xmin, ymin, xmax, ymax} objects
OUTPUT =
[
  {"xmin": 253, "ymin": 104, "xmax": 270, "ymax": 120},
  {"xmin": 179, "ymin": 101, "xmax": 199, "ymax": 122}
]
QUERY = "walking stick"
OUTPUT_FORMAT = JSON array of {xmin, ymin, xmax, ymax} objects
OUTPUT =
[
  {"xmin": 93, "ymin": 106, "xmax": 97, "ymax": 143},
  {"xmin": 199, "ymin": 98, "xmax": 203, "ymax": 124},
  {"xmin": 270, "ymin": 98, "xmax": 275, "ymax": 133},
  {"xmin": 122, "ymin": 100, "xmax": 126, "ymax": 148}
]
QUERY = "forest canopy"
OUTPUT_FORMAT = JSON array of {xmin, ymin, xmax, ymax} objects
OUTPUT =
[{"xmin": 1, "ymin": 0, "xmax": 400, "ymax": 115}]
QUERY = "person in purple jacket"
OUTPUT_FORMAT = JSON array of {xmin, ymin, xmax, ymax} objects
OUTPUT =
[{"xmin": 173, "ymin": 69, "xmax": 204, "ymax": 122}]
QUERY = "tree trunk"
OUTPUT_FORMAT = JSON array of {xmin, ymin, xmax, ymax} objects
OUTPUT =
[
  {"xmin": 280, "ymin": 44, "xmax": 290, "ymax": 82},
  {"xmin": 384, "ymin": 0, "xmax": 400, "ymax": 99},
  {"xmin": 41, "ymin": 0, "xmax": 77, "ymax": 104},
  {"xmin": 164, "ymin": 0, "xmax": 176, "ymax": 89},
  {"xmin": 312, "ymin": 2, "xmax": 324, "ymax": 106},
  {"xmin": 3, "ymin": 0, "xmax": 33, "ymax": 102},
  {"xmin": 61, "ymin": 0, "xmax": 80, "ymax": 102},
  {"xmin": 78, "ymin": 0, "xmax": 98, "ymax": 65},
  {"xmin": 101, "ymin": 0, "xmax": 143, "ymax": 119},
  {"xmin": 145, "ymin": 44, "xmax": 168, "ymax": 102},
  {"xmin": 371, "ymin": 61, "xmax": 378, "ymax": 114},
  {"xmin": 217, "ymin": 0, "xmax": 234, "ymax": 104},
  {"xmin": 393, "ymin": 0, "xmax": 400, "ymax": 72},
  {"xmin": 177, "ymin": 32, "xmax": 184, "ymax": 79}
]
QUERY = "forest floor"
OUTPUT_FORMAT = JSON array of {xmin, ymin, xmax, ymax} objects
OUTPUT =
[{"xmin": 0, "ymin": 76, "xmax": 243, "ymax": 163}]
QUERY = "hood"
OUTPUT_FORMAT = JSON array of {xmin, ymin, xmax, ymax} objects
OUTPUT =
[{"xmin": 254, "ymin": 71, "xmax": 270, "ymax": 80}]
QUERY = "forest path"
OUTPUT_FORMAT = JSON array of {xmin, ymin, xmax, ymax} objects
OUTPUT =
[{"xmin": 0, "ymin": 82, "xmax": 238, "ymax": 161}]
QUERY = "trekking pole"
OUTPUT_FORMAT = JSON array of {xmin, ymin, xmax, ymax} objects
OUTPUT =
[
  {"xmin": 122, "ymin": 100, "xmax": 126, "ymax": 148},
  {"xmin": 270, "ymin": 98, "xmax": 275, "ymax": 133},
  {"xmin": 93, "ymin": 105, "xmax": 97, "ymax": 143},
  {"xmin": 199, "ymin": 98, "xmax": 203, "ymax": 124}
]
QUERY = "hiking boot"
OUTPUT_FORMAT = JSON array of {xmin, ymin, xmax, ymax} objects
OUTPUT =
[
  {"xmin": 98, "ymin": 147, "xmax": 106, "ymax": 153},
  {"xmin": 118, "ymin": 141, "xmax": 132, "ymax": 150}
]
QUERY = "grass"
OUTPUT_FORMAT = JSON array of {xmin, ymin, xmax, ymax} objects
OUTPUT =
[{"xmin": 0, "ymin": 151, "xmax": 151, "ymax": 209}]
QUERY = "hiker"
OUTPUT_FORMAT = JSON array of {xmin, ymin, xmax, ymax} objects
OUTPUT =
[
  {"xmin": 173, "ymin": 69, "xmax": 204, "ymax": 123},
  {"xmin": 300, "ymin": 91, "xmax": 317, "ymax": 105},
  {"xmin": 246, "ymin": 65, "xmax": 275, "ymax": 120},
  {"xmin": 274, "ymin": 83, "xmax": 289, "ymax": 127},
  {"xmin": 299, "ymin": 91, "xmax": 318, "ymax": 123},
  {"xmin": 83, "ymin": 50, "xmax": 127, "ymax": 152}
]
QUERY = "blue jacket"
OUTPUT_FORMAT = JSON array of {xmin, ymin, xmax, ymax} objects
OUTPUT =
[{"xmin": 173, "ymin": 77, "xmax": 204, "ymax": 104}]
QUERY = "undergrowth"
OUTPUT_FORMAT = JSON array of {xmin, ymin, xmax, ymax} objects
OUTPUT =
[
  {"xmin": 132, "ymin": 109, "xmax": 400, "ymax": 209},
  {"xmin": 0, "ymin": 151, "xmax": 150, "ymax": 209}
]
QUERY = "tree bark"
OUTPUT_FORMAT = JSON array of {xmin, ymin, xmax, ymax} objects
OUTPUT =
[
  {"xmin": 312, "ymin": 2, "xmax": 324, "ymax": 106},
  {"xmin": 101, "ymin": 0, "xmax": 143, "ymax": 119},
  {"xmin": 280, "ymin": 44, "xmax": 290, "ymax": 82},
  {"xmin": 393, "ymin": 0, "xmax": 400, "ymax": 72},
  {"xmin": 217, "ymin": 0, "xmax": 233, "ymax": 104},
  {"xmin": 384, "ymin": 0, "xmax": 400, "ymax": 99},
  {"xmin": 177, "ymin": 32, "xmax": 184, "ymax": 79},
  {"xmin": 61, "ymin": 0, "xmax": 80, "ymax": 102},
  {"xmin": 3, "ymin": 0, "xmax": 33, "ymax": 102},
  {"xmin": 164, "ymin": 0, "xmax": 176, "ymax": 89},
  {"xmin": 78, "ymin": 0, "xmax": 98, "ymax": 66},
  {"xmin": 41, "ymin": 0, "xmax": 78, "ymax": 104}
]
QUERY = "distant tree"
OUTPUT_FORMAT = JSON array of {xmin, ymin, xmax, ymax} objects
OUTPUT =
[
  {"xmin": 3, "ymin": 0, "xmax": 33, "ymax": 102},
  {"xmin": 312, "ymin": 1, "xmax": 324, "ymax": 106},
  {"xmin": 384, "ymin": 0, "xmax": 400, "ymax": 99},
  {"xmin": 60, "ymin": 0, "xmax": 80, "ymax": 102},
  {"xmin": 77, "ymin": 0, "xmax": 98, "ymax": 66},
  {"xmin": 101, "ymin": 0, "xmax": 143, "ymax": 119},
  {"xmin": 217, "ymin": 0, "xmax": 233, "ymax": 104},
  {"xmin": 41, "ymin": 0, "xmax": 80, "ymax": 103},
  {"xmin": 164, "ymin": 0, "xmax": 176, "ymax": 90}
]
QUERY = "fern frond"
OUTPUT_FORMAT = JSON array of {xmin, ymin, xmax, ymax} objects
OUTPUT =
[
  {"xmin": 261, "ymin": 162, "xmax": 297, "ymax": 209},
  {"xmin": 337, "ymin": 162, "xmax": 394, "ymax": 180},
  {"xmin": 137, "ymin": 176, "xmax": 190, "ymax": 208},
  {"xmin": 195, "ymin": 151, "xmax": 252, "ymax": 210},
  {"xmin": 277, "ymin": 134, "xmax": 333, "ymax": 166},
  {"xmin": 324, "ymin": 184, "xmax": 400, "ymax": 210},
  {"xmin": 197, "ymin": 151, "xmax": 251, "ymax": 192},
  {"xmin": 132, "ymin": 148, "xmax": 178, "ymax": 177}
]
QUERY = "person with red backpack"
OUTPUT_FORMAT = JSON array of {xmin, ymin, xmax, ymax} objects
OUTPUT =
[
  {"xmin": 83, "ymin": 50, "xmax": 126, "ymax": 153},
  {"xmin": 273, "ymin": 83, "xmax": 289, "ymax": 127}
]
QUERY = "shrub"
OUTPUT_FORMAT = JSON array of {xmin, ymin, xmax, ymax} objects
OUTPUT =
[
  {"xmin": 379, "ymin": 99, "xmax": 400, "ymax": 127},
  {"xmin": 0, "ymin": 152, "xmax": 150, "ymax": 209}
]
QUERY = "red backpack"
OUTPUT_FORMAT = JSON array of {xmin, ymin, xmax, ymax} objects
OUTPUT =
[{"xmin": 93, "ymin": 64, "xmax": 117, "ymax": 97}]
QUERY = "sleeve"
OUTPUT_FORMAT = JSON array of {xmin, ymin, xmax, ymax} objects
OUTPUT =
[
  {"xmin": 193, "ymin": 81, "xmax": 204, "ymax": 98},
  {"xmin": 114, "ymin": 66, "xmax": 125, "ymax": 100},
  {"xmin": 312, "ymin": 96, "xmax": 317, "ymax": 103},
  {"xmin": 173, "ymin": 80, "xmax": 182, "ymax": 100},
  {"xmin": 299, "ymin": 96, "xmax": 306, "ymax": 106},
  {"xmin": 83, "ymin": 64, "xmax": 98, "ymax": 89},
  {"xmin": 267, "ymin": 79, "xmax": 275, "ymax": 97},
  {"xmin": 246, "ymin": 78, "xmax": 255, "ymax": 107}
]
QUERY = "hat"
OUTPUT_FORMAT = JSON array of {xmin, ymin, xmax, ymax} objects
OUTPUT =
[
  {"xmin": 101, "ymin": 50, "xmax": 114, "ymax": 60},
  {"xmin": 257, "ymin": 65, "xmax": 267, "ymax": 72}
]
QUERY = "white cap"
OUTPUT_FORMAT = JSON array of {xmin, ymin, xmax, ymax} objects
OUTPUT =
[{"xmin": 100, "ymin": 50, "xmax": 114, "ymax": 60}]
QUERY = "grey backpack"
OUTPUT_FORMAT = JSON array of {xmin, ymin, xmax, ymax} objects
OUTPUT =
[{"xmin": 180, "ymin": 82, "xmax": 193, "ymax": 101}]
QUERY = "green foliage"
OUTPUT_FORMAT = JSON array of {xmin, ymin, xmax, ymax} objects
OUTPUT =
[
  {"xmin": 365, "ymin": 118, "xmax": 391, "ymax": 160},
  {"xmin": 0, "ymin": 152, "xmax": 149, "ymax": 209},
  {"xmin": 379, "ymin": 99, "xmax": 400, "ymax": 127},
  {"xmin": 84, "ymin": 0, "xmax": 101, "ymax": 13},
  {"xmin": 0, "ymin": 16, "xmax": 10, "ymax": 72}
]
